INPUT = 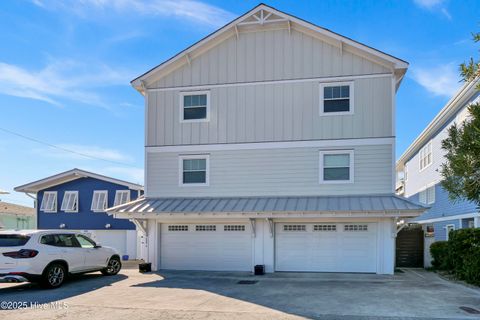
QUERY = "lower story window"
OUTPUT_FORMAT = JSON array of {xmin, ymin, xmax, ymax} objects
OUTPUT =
[
  {"xmin": 196, "ymin": 225, "xmax": 216, "ymax": 231},
  {"xmin": 168, "ymin": 225, "xmax": 188, "ymax": 231},
  {"xmin": 344, "ymin": 224, "xmax": 368, "ymax": 231},
  {"xmin": 180, "ymin": 155, "xmax": 209, "ymax": 186},
  {"xmin": 314, "ymin": 224, "xmax": 337, "ymax": 231},
  {"xmin": 283, "ymin": 225, "xmax": 306, "ymax": 232},
  {"xmin": 320, "ymin": 150, "xmax": 353, "ymax": 183},
  {"xmin": 224, "ymin": 225, "xmax": 246, "ymax": 231}
]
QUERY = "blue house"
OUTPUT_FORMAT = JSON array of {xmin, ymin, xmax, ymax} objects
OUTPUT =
[
  {"xmin": 396, "ymin": 80, "xmax": 479, "ymax": 248},
  {"xmin": 15, "ymin": 168, "xmax": 144, "ymax": 259}
]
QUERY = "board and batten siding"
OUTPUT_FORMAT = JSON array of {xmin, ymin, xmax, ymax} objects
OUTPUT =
[
  {"xmin": 146, "ymin": 144, "xmax": 392, "ymax": 197},
  {"xmin": 152, "ymin": 29, "xmax": 391, "ymax": 88},
  {"xmin": 147, "ymin": 76, "xmax": 392, "ymax": 146}
]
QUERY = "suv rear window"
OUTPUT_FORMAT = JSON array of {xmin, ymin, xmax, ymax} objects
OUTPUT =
[{"xmin": 0, "ymin": 235, "xmax": 31, "ymax": 247}]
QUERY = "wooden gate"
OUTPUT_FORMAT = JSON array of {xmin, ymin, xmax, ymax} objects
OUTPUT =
[{"xmin": 396, "ymin": 225, "xmax": 424, "ymax": 268}]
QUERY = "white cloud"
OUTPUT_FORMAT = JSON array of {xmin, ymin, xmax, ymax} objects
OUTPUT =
[
  {"xmin": 411, "ymin": 63, "xmax": 461, "ymax": 97},
  {"xmin": 413, "ymin": 0, "xmax": 451, "ymax": 19},
  {"xmin": 32, "ymin": 0, "xmax": 235, "ymax": 27},
  {"xmin": 0, "ymin": 60, "xmax": 132, "ymax": 108}
]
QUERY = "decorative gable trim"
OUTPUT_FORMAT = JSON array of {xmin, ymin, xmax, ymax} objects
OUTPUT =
[{"xmin": 131, "ymin": 3, "xmax": 408, "ymax": 93}]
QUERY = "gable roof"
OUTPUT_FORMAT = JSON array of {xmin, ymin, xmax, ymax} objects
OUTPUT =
[
  {"xmin": 0, "ymin": 201, "xmax": 35, "ymax": 216},
  {"xmin": 131, "ymin": 3, "xmax": 408, "ymax": 93},
  {"xmin": 14, "ymin": 168, "xmax": 144, "ymax": 194},
  {"xmin": 396, "ymin": 79, "xmax": 480, "ymax": 171}
]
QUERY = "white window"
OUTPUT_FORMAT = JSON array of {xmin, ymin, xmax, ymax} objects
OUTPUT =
[
  {"xmin": 319, "ymin": 82, "xmax": 354, "ymax": 115},
  {"xmin": 91, "ymin": 190, "xmax": 108, "ymax": 212},
  {"xmin": 61, "ymin": 191, "xmax": 78, "ymax": 213},
  {"xmin": 419, "ymin": 185, "xmax": 435, "ymax": 204},
  {"xmin": 40, "ymin": 191, "xmax": 57, "ymax": 213},
  {"xmin": 224, "ymin": 225, "xmax": 246, "ymax": 231},
  {"xmin": 313, "ymin": 224, "xmax": 337, "ymax": 231},
  {"xmin": 445, "ymin": 224, "xmax": 455, "ymax": 240},
  {"xmin": 114, "ymin": 190, "xmax": 130, "ymax": 207},
  {"xmin": 179, "ymin": 155, "xmax": 209, "ymax": 186},
  {"xmin": 195, "ymin": 225, "xmax": 216, "ymax": 231},
  {"xmin": 319, "ymin": 150, "xmax": 354, "ymax": 183},
  {"xmin": 344, "ymin": 224, "xmax": 368, "ymax": 231},
  {"xmin": 419, "ymin": 141, "xmax": 433, "ymax": 171},
  {"xmin": 283, "ymin": 225, "xmax": 306, "ymax": 232},
  {"xmin": 180, "ymin": 91, "xmax": 210, "ymax": 122},
  {"xmin": 168, "ymin": 225, "xmax": 189, "ymax": 231}
]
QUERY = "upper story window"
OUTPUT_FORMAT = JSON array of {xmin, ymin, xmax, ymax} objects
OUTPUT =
[
  {"xmin": 114, "ymin": 190, "xmax": 130, "ymax": 207},
  {"xmin": 179, "ymin": 155, "xmax": 209, "ymax": 186},
  {"xmin": 419, "ymin": 141, "xmax": 433, "ymax": 171},
  {"xmin": 91, "ymin": 190, "xmax": 108, "ymax": 212},
  {"xmin": 40, "ymin": 191, "xmax": 57, "ymax": 213},
  {"xmin": 319, "ymin": 82, "xmax": 354, "ymax": 115},
  {"xmin": 419, "ymin": 185, "xmax": 435, "ymax": 204},
  {"xmin": 180, "ymin": 91, "xmax": 210, "ymax": 122},
  {"xmin": 319, "ymin": 150, "xmax": 354, "ymax": 183},
  {"xmin": 61, "ymin": 191, "xmax": 78, "ymax": 213}
]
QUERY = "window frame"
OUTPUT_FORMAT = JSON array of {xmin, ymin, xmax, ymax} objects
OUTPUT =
[
  {"xmin": 419, "ymin": 141, "xmax": 433, "ymax": 172},
  {"xmin": 178, "ymin": 154, "xmax": 210, "ymax": 187},
  {"xmin": 61, "ymin": 191, "xmax": 79, "ymax": 213},
  {"xmin": 91, "ymin": 190, "xmax": 108, "ymax": 212},
  {"xmin": 40, "ymin": 191, "xmax": 57, "ymax": 213},
  {"xmin": 319, "ymin": 81, "xmax": 354, "ymax": 116},
  {"xmin": 445, "ymin": 224, "xmax": 455, "ymax": 240},
  {"xmin": 114, "ymin": 190, "xmax": 130, "ymax": 207},
  {"xmin": 179, "ymin": 90, "xmax": 210, "ymax": 123},
  {"xmin": 419, "ymin": 185, "xmax": 435, "ymax": 205},
  {"xmin": 319, "ymin": 150, "xmax": 354, "ymax": 184}
]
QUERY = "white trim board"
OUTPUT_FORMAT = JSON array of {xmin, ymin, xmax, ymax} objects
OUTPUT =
[
  {"xmin": 415, "ymin": 212, "xmax": 479, "ymax": 224},
  {"xmin": 147, "ymin": 73, "xmax": 392, "ymax": 93},
  {"xmin": 147, "ymin": 137, "xmax": 394, "ymax": 153}
]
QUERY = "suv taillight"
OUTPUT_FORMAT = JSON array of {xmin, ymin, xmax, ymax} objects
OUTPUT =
[{"xmin": 2, "ymin": 249, "xmax": 39, "ymax": 259}]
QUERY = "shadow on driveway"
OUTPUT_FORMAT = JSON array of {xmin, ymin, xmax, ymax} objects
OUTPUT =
[
  {"xmin": 0, "ymin": 272, "xmax": 127, "ymax": 309},
  {"xmin": 130, "ymin": 269, "xmax": 480, "ymax": 320}
]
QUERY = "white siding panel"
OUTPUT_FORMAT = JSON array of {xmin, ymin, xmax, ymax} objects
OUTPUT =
[
  {"xmin": 403, "ymin": 106, "xmax": 471, "ymax": 197},
  {"xmin": 146, "ymin": 144, "xmax": 393, "ymax": 197}
]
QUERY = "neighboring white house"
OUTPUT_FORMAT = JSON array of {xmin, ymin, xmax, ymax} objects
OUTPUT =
[
  {"xmin": 108, "ymin": 4, "xmax": 426, "ymax": 274},
  {"xmin": 396, "ymin": 80, "xmax": 480, "ymax": 242}
]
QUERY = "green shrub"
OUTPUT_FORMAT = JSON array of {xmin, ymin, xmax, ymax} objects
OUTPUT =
[
  {"xmin": 448, "ymin": 228, "xmax": 480, "ymax": 286},
  {"xmin": 430, "ymin": 228, "xmax": 480, "ymax": 286},
  {"xmin": 430, "ymin": 241, "xmax": 451, "ymax": 270}
]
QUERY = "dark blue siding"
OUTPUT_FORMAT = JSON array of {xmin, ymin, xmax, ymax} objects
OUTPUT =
[
  {"xmin": 410, "ymin": 183, "xmax": 477, "ymax": 241},
  {"xmin": 37, "ymin": 177, "xmax": 138, "ymax": 230}
]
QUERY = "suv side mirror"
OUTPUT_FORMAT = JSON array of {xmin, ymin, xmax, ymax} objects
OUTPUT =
[{"xmin": 94, "ymin": 243, "xmax": 102, "ymax": 248}]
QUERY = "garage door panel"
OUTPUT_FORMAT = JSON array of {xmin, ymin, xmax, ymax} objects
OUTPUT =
[
  {"xmin": 160, "ymin": 224, "xmax": 252, "ymax": 271},
  {"xmin": 275, "ymin": 223, "xmax": 377, "ymax": 273}
]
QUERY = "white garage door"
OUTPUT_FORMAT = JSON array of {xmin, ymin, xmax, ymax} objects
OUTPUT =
[
  {"xmin": 160, "ymin": 223, "xmax": 252, "ymax": 271},
  {"xmin": 275, "ymin": 223, "xmax": 377, "ymax": 273}
]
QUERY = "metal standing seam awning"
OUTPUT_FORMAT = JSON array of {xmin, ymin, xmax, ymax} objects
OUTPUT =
[{"xmin": 107, "ymin": 194, "xmax": 427, "ymax": 219}]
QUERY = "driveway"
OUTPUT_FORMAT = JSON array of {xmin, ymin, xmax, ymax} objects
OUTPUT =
[{"xmin": 0, "ymin": 268, "xmax": 479, "ymax": 319}]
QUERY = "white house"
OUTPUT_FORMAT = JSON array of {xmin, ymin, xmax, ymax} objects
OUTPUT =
[
  {"xmin": 108, "ymin": 4, "xmax": 426, "ymax": 274},
  {"xmin": 396, "ymin": 80, "xmax": 480, "ymax": 243}
]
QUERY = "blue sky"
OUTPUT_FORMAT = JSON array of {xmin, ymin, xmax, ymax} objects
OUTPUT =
[{"xmin": 1, "ymin": 0, "xmax": 479, "ymax": 206}]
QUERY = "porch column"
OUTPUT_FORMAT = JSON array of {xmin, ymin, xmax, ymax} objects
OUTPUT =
[{"xmin": 474, "ymin": 216, "xmax": 479, "ymax": 228}]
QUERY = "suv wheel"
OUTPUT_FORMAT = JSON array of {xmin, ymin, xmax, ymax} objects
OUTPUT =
[
  {"xmin": 41, "ymin": 263, "xmax": 66, "ymax": 289},
  {"xmin": 101, "ymin": 256, "xmax": 121, "ymax": 276}
]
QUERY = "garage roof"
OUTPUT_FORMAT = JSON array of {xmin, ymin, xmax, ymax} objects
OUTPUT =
[{"xmin": 107, "ymin": 194, "xmax": 426, "ymax": 217}]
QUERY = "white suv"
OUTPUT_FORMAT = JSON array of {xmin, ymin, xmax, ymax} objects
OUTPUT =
[{"xmin": 0, "ymin": 230, "xmax": 122, "ymax": 288}]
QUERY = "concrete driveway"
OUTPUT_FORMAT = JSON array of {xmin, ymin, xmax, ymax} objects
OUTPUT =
[{"xmin": 0, "ymin": 268, "xmax": 479, "ymax": 320}]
